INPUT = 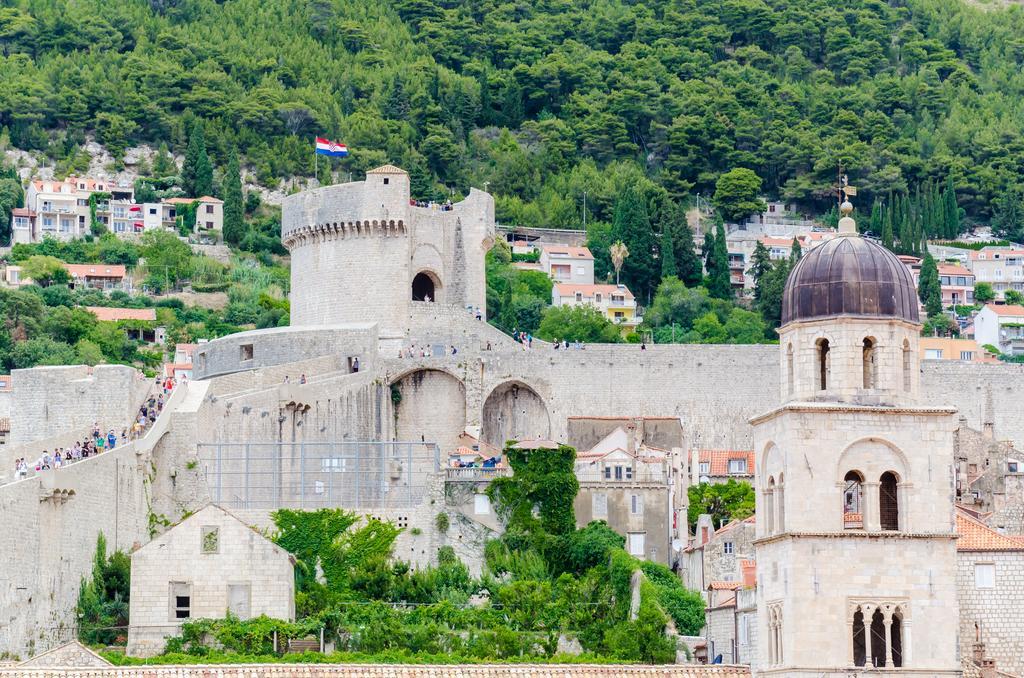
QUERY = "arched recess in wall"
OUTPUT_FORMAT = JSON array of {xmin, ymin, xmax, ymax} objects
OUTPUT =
[
  {"xmin": 481, "ymin": 380, "xmax": 551, "ymax": 448},
  {"xmin": 412, "ymin": 270, "xmax": 442, "ymax": 302},
  {"xmin": 391, "ymin": 368, "xmax": 465, "ymax": 454}
]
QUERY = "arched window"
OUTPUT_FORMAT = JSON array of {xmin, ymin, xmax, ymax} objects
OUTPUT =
[
  {"xmin": 870, "ymin": 608, "xmax": 887, "ymax": 667},
  {"xmin": 843, "ymin": 471, "xmax": 864, "ymax": 529},
  {"xmin": 786, "ymin": 344, "xmax": 794, "ymax": 395},
  {"xmin": 862, "ymin": 337, "xmax": 877, "ymax": 389},
  {"xmin": 891, "ymin": 609, "xmax": 904, "ymax": 667},
  {"xmin": 765, "ymin": 477, "xmax": 776, "ymax": 535},
  {"xmin": 902, "ymin": 339, "xmax": 911, "ymax": 391},
  {"xmin": 852, "ymin": 609, "xmax": 867, "ymax": 667},
  {"xmin": 880, "ymin": 472, "xmax": 900, "ymax": 531},
  {"xmin": 816, "ymin": 338, "xmax": 830, "ymax": 391}
]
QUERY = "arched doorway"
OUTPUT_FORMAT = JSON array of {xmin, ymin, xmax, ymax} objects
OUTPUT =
[
  {"xmin": 412, "ymin": 271, "xmax": 439, "ymax": 301},
  {"xmin": 391, "ymin": 369, "xmax": 465, "ymax": 452},
  {"xmin": 481, "ymin": 381, "xmax": 551, "ymax": 448}
]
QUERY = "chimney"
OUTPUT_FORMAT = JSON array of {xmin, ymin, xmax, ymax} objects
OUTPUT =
[{"xmin": 741, "ymin": 560, "xmax": 756, "ymax": 588}]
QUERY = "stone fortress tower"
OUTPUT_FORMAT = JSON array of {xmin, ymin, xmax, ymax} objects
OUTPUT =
[
  {"xmin": 751, "ymin": 199, "xmax": 961, "ymax": 675},
  {"xmin": 282, "ymin": 165, "xmax": 495, "ymax": 336}
]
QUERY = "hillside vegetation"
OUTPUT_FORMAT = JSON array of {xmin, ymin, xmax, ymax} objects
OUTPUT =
[{"xmin": 2, "ymin": 0, "xmax": 1024, "ymax": 231}]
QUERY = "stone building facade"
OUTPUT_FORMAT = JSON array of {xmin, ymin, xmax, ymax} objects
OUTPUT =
[
  {"xmin": 751, "ymin": 203, "xmax": 960, "ymax": 675},
  {"xmin": 127, "ymin": 504, "xmax": 295, "ymax": 657},
  {"xmin": 955, "ymin": 510, "xmax": 1024, "ymax": 676}
]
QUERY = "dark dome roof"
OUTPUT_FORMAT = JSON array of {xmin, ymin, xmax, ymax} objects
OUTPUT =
[{"xmin": 781, "ymin": 236, "xmax": 920, "ymax": 326}]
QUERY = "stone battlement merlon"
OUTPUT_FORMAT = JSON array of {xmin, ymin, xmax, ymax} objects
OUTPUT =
[{"xmin": 282, "ymin": 219, "xmax": 408, "ymax": 250}]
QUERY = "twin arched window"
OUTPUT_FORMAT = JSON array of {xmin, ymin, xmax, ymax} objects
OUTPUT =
[
  {"xmin": 852, "ymin": 604, "xmax": 904, "ymax": 667},
  {"xmin": 843, "ymin": 470, "xmax": 900, "ymax": 531}
]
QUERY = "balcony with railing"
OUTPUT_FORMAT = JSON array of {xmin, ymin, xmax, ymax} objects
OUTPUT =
[
  {"xmin": 575, "ymin": 465, "xmax": 667, "ymax": 485},
  {"xmin": 446, "ymin": 466, "xmax": 511, "ymax": 482}
]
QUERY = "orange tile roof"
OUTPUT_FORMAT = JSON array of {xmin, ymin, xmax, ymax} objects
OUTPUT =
[
  {"xmin": 64, "ymin": 264, "xmax": 126, "ymax": 279},
  {"xmin": 985, "ymin": 304, "xmax": 1024, "ymax": 317},
  {"xmin": 956, "ymin": 510, "xmax": 1024, "ymax": 551},
  {"xmin": 11, "ymin": 208, "xmax": 35, "ymax": 217},
  {"xmin": 554, "ymin": 283, "xmax": 635, "ymax": 300},
  {"xmin": 699, "ymin": 449, "xmax": 755, "ymax": 476},
  {"xmin": 708, "ymin": 581, "xmax": 742, "ymax": 590},
  {"xmin": 938, "ymin": 264, "xmax": 973, "ymax": 276},
  {"xmin": 196, "ymin": 195, "xmax": 224, "ymax": 204},
  {"xmin": 163, "ymin": 363, "xmax": 193, "ymax": 377},
  {"xmin": 969, "ymin": 248, "xmax": 1024, "ymax": 260},
  {"xmin": 542, "ymin": 245, "xmax": 593, "ymax": 259},
  {"xmin": 85, "ymin": 306, "xmax": 157, "ymax": 322}
]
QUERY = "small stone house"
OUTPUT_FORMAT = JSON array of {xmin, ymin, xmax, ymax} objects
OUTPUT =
[{"xmin": 126, "ymin": 504, "xmax": 295, "ymax": 657}]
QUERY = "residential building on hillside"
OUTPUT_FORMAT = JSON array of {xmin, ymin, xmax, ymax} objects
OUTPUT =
[
  {"xmin": 539, "ymin": 245, "xmax": 594, "ymax": 284},
  {"xmin": 142, "ymin": 201, "xmax": 178, "ymax": 231},
  {"xmin": 572, "ymin": 427, "xmax": 674, "ymax": 564},
  {"xmin": 920, "ymin": 337, "xmax": 986, "ymax": 363},
  {"xmin": 966, "ymin": 247, "xmax": 1024, "ymax": 300},
  {"xmin": 2, "ymin": 264, "xmax": 25, "ymax": 288},
  {"xmin": 552, "ymin": 283, "xmax": 642, "ymax": 330},
  {"xmin": 973, "ymin": 304, "xmax": 1024, "ymax": 355},
  {"xmin": 954, "ymin": 418, "xmax": 1024, "ymax": 535},
  {"xmin": 681, "ymin": 514, "xmax": 756, "ymax": 595},
  {"xmin": 126, "ymin": 504, "xmax": 295, "ymax": 657},
  {"xmin": 165, "ymin": 196, "xmax": 224, "ymax": 234},
  {"xmin": 955, "ymin": 509, "xmax": 1024, "ymax": 677},
  {"xmin": 14, "ymin": 176, "xmax": 135, "ymax": 243},
  {"xmin": 703, "ymin": 561, "xmax": 758, "ymax": 666},
  {"xmin": 904, "ymin": 257, "xmax": 976, "ymax": 306},
  {"xmin": 65, "ymin": 264, "xmax": 127, "ymax": 290},
  {"xmin": 691, "ymin": 449, "xmax": 755, "ymax": 485},
  {"xmin": 86, "ymin": 306, "xmax": 165, "ymax": 344}
]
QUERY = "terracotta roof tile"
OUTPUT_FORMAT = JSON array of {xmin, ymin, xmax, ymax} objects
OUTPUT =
[
  {"xmin": 542, "ymin": 245, "xmax": 594, "ymax": 259},
  {"xmin": 986, "ymin": 304, "xmax": 1024, "ymax": 317},
  {"xmin": 65, "ymin": 264, "xmax": 126, "ymax": 279},
  {"xmin": 957, "ymin": 509, "xmax": 1024, "ymax": 551},
  {"xmin": 85, "ymin": 306, "xmax": 157, "ymax": 322},
  {"xmin": 708, "ymin": 581, "xmax": 742, "ymax": 590},
  {"xmin": 699, "ymin": 449, "xmax": 755, "ymax": 477}
]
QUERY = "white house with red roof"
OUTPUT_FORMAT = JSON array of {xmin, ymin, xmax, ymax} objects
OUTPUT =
[
  {"xmin": 164, "ymin": 196, "xmax": 224, "ymax": 233},
  {"xmin": 14, "ymin": 175, "xmax": 135, "ymax": 243},
  {"xmin": 966, "ymin": 246, "xmax": 1024, "ymax": 300},
  {"xmin": 973, "ymin": 304, "xmax": 1024, "ymax": 355},
  {"xmin": 552, "ymin": 282, "xmax": 642, "ymax": 329},
  {"xmin": 539, "ymin": 244, "xmax": 594, "ymax": 284}
]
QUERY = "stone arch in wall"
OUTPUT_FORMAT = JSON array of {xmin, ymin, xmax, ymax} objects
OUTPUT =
[
  {"xmin": 481, "ymin": 380, "xmax": 551, "ymax": 448},
  {"xmin": 391, "ymin": 368, "xmax": 466, "ymax": 453},
  {"xmin": 412, "ymin": 270, "xmax": 442, "ymax": 302}
]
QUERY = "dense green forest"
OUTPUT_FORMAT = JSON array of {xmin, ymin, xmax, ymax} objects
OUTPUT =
[{"xmin": 3, "ymin": 0, "xmax": 1024, "ymax": 232}]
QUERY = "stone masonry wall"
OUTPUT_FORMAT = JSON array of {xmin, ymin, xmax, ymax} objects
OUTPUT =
[
  {"xmin": 9, "ymin": 364, "xmax": 150, "ymax": 447},
  {"xmin": 956, "ymin": 550, "xmax": 1024, "ymax": 676}
]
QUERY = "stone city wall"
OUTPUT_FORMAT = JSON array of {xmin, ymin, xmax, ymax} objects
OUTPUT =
[
  {"xmin": 0, "ymin": 382, "xmax": 209, "ymax": 660},
  {"xmin": 956, "ymin": 550, "xmax": 1024, "ymax": 677},
  {"xmin": 9, "ymin": 364, "xmax": 150, "ymax": 447}
]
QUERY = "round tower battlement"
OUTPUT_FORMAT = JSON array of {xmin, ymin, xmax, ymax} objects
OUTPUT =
[{"xmin": 282, "ymin": 165, "xmax": 495, "ymax": 335}]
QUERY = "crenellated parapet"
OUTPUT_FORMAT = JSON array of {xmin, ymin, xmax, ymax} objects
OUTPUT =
[{"xmin": 282, "ymin": 219, "xmax": 408, "ymax": 249}]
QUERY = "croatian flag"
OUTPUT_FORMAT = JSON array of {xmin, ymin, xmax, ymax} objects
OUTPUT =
[{"xmin": 315, "ymin": 137, "xmax": 349, "ymax": 157}]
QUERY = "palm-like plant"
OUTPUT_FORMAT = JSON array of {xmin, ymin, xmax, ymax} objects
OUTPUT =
[{"xmin": 610, "ymin": 241, "xmax": 629, "ymax": 285}]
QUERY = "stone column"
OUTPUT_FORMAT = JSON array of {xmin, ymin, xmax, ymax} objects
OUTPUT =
[
  {"xmin": 863, "ymin": 481, "xmax": 880, "ymax": 531},
  {"xmin": 847, "ymin": 616, "xmax": 855, "ymax": 666},
  {"xmin": 902, "ymin": 618, "xmax": 912, "ymax": 667},
  {"xmin": 882, "ymin": 612, "xmax": 893, "ymax": 667}
]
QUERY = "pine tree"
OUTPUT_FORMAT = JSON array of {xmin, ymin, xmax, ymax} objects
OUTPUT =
[
  {"xmin": 943, "ymin": 175, "xmax": 960, "ymax": 239},
  {"xmin": 918, "ymin": 253, "xmax": 943, "ymax": 317},
  {"xmin": 750, "ymin": 240, "xmax": 773, "ymax": 302},
  {"xmin": 707, "ymin": 221, "xmax": 732, "ymax": 299},
  {"xmin": 222, "ymin": 148, "xmax": 244, "ymax": 245},
  {"xmin": 182, "ymin": 122, "xmax": 213, "ymax": 198},
  {"xmin": 152, "ymin": 142, "xmax": 175, "ymax": 177}
]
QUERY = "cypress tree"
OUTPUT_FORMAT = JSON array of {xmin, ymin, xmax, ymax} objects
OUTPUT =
[
  {"xmin": 675, "ymin": 215, "xmax": 703, "ymax": 287},
  {"xmin": 610, "ymin": 186, "xmax": 657, "ymax": 300},
  {"xmin": 788, "ymin": 237, "xmax": 802, "ymax": 267},
  {"xmin": 182, "ymin": 122, "xmax": 213, "ymax": 198},
  {"xmin": 750, "ymin": 240, "xmax": 773, "ymax": 302},
  {"xmin": 943, "ymin": 175, "xmax": 960, "ymax": 239},
  {"xmin": 660, "ymin": 226, "xmax": 677, "ymax": 280},
  {"xmin": 707, "ymin": 221, "xmax": 732, "ymax": 299},
  {"xmin": 882, "ymin": 196, "xmax": 895, "ymax": 252},
  {"xmin": 918, "ymin": 253, "xmax": 943, "ymax": 317},
  {"xmin": 222, "ymin": 148, "xmax": 244, "ymax": 245},
  {"xmin": 869, "ymin": 200, "xmax": 882, "ymax": 236}
]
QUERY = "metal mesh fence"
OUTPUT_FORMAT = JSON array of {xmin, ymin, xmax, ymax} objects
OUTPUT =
[{"xmin": 197, "ymin": 442, "xmax": 440, "ymax": 510}]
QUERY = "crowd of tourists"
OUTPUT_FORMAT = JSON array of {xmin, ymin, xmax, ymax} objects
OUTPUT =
[{"xmin": 10, "ymin": 386, "xmax": 172, "ymax": 481}]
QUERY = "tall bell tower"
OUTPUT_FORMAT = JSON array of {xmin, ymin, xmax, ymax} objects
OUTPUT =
[{"xmin": 751, "ymin": 198, "xmax": 961, "ymax": 675}]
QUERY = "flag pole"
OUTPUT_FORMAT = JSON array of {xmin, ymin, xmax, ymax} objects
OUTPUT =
[{"xmin": 314, "ymin": 139, "xmax": 318, "ymax": 184}]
